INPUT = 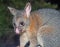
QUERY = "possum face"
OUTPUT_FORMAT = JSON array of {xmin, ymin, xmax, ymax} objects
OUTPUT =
[{"xmin": 8, "ymin": 2, "xmax": 31, "ymax": 34}]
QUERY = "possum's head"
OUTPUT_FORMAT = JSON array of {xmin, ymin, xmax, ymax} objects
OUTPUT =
[{"xmin": 8, "ymin": 2, "xmax": 31, "ymax": 34}]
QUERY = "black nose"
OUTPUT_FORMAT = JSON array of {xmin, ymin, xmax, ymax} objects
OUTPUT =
[{"xmin": 20, "ymin": 22, "xmax": 24, "ymax": 26}]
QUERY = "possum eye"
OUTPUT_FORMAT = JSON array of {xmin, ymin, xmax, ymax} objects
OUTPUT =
[
  {"xmin": 13, "ymin": 23, "xmax": 16, "ymax": 27},
  {"xmin": 20, "ymin": 22, "xmax": 25, "ymax": 26}
]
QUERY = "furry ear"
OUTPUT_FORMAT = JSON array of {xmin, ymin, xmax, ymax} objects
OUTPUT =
[
  {"xmin": 8, "ymin": 7, "xmax": 17, "ymax": 16},
  {"xmin": 24, "ymin": 2, "xmax": 31, "ymax": 17}
]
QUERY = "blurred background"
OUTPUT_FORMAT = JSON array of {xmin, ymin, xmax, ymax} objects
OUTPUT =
[{"xmin": 0, "ymin": 0, "xmax": 60, "ymax": 47}]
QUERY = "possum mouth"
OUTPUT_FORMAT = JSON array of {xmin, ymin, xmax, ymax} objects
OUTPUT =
[
  {"xmin": 15, "ymin": 28, "xmax": 22, "ymax": 34},
  {"xmin": 15, "ymin": 27, "xmax": 25, "ymax": 35}
]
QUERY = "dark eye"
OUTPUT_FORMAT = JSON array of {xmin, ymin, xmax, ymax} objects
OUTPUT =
[
  {"xmin": 20, "ymin": 22, "xmax": 24, "ymax": 26},
  {"xmin": 13, "ymin": 23, "xmax": 16, "ymax": 26}
]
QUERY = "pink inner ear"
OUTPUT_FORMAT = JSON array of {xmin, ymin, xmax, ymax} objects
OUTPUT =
[
  {"xmin": 15, "ymin": 28, "xmax": 20, "ymax": 34},
  {"xmin": 25, "ymin": 5, "xmax": 31, "ymax": 17}
]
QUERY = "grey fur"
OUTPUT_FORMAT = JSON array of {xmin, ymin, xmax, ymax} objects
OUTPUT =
[{"xmin": 37, "ymin": 9, "xmax": 60, "ymax": 47}]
